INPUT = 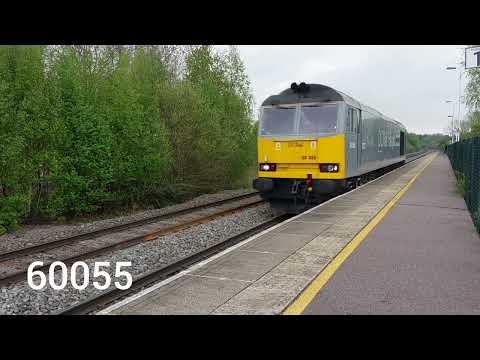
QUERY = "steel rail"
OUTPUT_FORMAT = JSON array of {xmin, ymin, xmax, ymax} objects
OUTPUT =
[
  {"xmin": 57, "ymin": 152, "xmax": 434, "ymax": 315},
  {"xmin": 0, "ymin": 191, "xmax": 260, "ymax": 263},
  {"xmin": 56, "ymin": 214, "xmax": 291, "ymax": 315},
  {"xmin": 0, "ymin": 151, "xmax": 428, "ymax": 265},
  {"xmin": 0, "ymin": 152, "xmax": 431, "ymax": 289},
  {"xmin": 0, "ymin": 198, "xmax": 266, "ymax": 287}
]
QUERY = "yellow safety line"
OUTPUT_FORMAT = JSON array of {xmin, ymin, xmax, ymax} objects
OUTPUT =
[{"xmin": 283, "ymin": 153, "xmax": 438, "ymax": 315}]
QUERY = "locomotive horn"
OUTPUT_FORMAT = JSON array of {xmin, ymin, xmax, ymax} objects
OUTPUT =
[{"xmin": 298, "ymin": 82, "xmax": 310, "ymax": 93}]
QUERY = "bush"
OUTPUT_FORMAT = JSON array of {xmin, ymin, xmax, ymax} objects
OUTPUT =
[
  {"xmin": 454, "ymin": 171, "xmax": 465, "ymax": 196},
  {"xmin": 0, "ymin": 45, "xmax": 257, "ymax": 232},
  {"xmin": 0, "ymin": 195, "xmax": 29, "ymax": 231}
]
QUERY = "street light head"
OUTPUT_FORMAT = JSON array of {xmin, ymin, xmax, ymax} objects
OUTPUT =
[
  {"xmin": 448, "ymin": 115, "xmax": 453, "ymax": 118},
  {"xmin": 445, "ymin": 100, "xmax": 453, "ymax": 103},
  {"xmin": 446, "ymin": 66, "xmax": 457, "ymax": 70}
]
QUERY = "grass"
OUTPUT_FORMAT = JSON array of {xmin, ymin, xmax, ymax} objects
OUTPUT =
[
  {"xmin": 17, "ymin": 170, "xmax": 258, "ymax": 228},
  {"xmin": 454, "ymin": 171, "xmax": 465, "ymax": 197}
]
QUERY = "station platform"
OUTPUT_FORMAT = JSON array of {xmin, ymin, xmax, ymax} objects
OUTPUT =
[
  {"xmin": 299, "ymin": 153, "xmax": 480, "ymax": 314},
  {"xmin": 99, "ymin": 152, "xmax": 480, "ymax": 315}
]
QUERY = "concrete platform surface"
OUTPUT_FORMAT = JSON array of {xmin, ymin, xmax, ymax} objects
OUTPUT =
[
  {"xmin": 303, "ymin": 153, "xmax": 480, "ymax": 314},
  {"xmin": 99, "ymin": 154, "xmax": 437, "ymax": 315}
]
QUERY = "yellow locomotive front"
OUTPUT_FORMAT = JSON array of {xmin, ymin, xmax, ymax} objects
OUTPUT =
[{"xmin": 253, "ymin": 84, "xmax": 348, "ymax": 213}]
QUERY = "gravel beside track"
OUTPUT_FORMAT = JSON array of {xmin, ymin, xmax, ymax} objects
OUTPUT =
[
  {"xmin": 0, "ymin": 203, "xmax": 274, "ymax": 315},
  {"xmin": 0, "ymin": 189, "xmax": 254, "ymax": 253}
]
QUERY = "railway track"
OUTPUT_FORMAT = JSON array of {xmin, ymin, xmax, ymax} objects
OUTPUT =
[
  {"xmin": 1, "ymin": 151, "xmax": 427, "ymax": 270},
  {"xmin": 57, "ymin": 214, "xmax": 291, "ymax": 315},
  {"xmin": 406, "ymin": 149, "xmax": 430, "ymax": 161},
  {"xmin": 0, "ymin": 192, "xmax": 264, "ymax": 287},
  {"xmin": 0, "ymin": 151, "xmax": 432, "ymax": 315},
  {"xmin": 57, "ymin": 151, "xmax": 433, "ymax": 315}
]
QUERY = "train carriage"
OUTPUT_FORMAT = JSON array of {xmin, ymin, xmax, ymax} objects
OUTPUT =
[{"xmin": 253, "ymin": 82, "xmax": 407, "ymax": 213}]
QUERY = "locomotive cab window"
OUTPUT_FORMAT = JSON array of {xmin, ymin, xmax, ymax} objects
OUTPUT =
[
  {"xmin": 345, "ymin": 108, "xmax": 351, "ymax": 132},
  {"xmin": 347, "ymin": 108, "xmax": 359, "ymax": 133},
  {"xmin": 352, "ymin": 109, "xmax": 359, "ymax": 133},
  {"xmin": 259, "ymin": 103, "xmax": 338, "ymax": 137},
  {"xmin": 298, "ymin": 104, "xmax": 338, "ymax": 135},
  {"xmin": 259, "ymin": 105, "xmax": 297, "ymax": 136}
]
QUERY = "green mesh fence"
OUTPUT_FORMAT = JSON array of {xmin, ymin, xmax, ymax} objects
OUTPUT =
[{"xmin": 446, "ymin": 137, "xmax": 480, "ymax": 232}]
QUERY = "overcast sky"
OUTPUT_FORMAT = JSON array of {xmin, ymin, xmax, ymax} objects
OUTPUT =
[{"xmin": 235, "ymin": 45, "xmax": 468, "ymax": 135}]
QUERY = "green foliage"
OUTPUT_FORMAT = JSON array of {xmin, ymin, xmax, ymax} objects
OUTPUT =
[
  {"xmin": 459, "ymin": 60, "xmax": 480, "ymax": 140},
  {"xmin": 458, "ymin": 111, "xmax": 480, "ymax": 140},
  {"xmin": 466, "ymin": 67, "xmax": 480, "ymax": 111},
  {"xmin": 0, "ymin": 194, "xmax": 29, "ymax": 231},
  {"xmin": 454, "ymin": 171, "xmax": 465, "ymax": 196},
  {"xmin": 183, "ymin": 46, "xmax": 255, "ymax": 189},
  {"xmin": 406, "ymin": 132, "xmax": 422, "ymax": 153},
  {"xmin": 0, "ymin": 45, "xmax": 257, "ymax": 232},
  {"xmin": 469, "ymin": 111, "xmax": 480, "ymax": 136},
  {"xmin": 406, "ymin": 132, "xmax": 450, "ymax": 153}
]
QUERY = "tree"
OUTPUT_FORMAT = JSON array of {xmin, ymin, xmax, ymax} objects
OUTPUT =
[
  {"xmin": 0, "ymin": 45, "xmax": 55, "ymax": 229},
  {"xmin": 407, "ymin": 132, "xmax": 450, "ymax": 152},
  {"xmin": 462, "ymin": 47, "xmax": 480, "ymax": 139},
  {"xmin": 466, "ymin": 67, "xmax": 480, "ymax": 111},
  {"xmin": 0, "ymin": 45, "xmax": 258, "ymax": 232}
]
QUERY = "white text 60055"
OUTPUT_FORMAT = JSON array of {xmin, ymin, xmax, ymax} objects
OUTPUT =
[{"xmin": 27, "ymin": 261, "xmax": 132, "ymax": 291}]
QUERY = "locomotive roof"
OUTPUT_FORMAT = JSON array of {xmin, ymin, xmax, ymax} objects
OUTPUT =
[{"xmin": 261, "ymin": 83, "xmax": 406, "ymax": 130}]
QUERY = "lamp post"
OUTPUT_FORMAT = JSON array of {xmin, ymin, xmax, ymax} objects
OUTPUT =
[
  {"xmin": 446, "ymin": 65, "xmax": 463, "ymax": 143},
  {"xmin": 448, "ymin": 115, "xmax": 454, "ymax": 143},
  {"xmin": 446, "ymin": 100, "xmax": 455, "ymax": 142}
]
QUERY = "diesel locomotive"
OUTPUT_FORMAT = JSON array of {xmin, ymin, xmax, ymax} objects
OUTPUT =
[{"xmin": 253, "ymin": 82, "xmax": 407, "ymax": 213}]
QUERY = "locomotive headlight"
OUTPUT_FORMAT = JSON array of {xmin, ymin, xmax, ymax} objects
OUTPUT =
[
  {"xmin": 319, "ymin": 163, "xmax": 339, "ymax": 173},
  {"xmin": 260, "ymin": 163, "xmax": 276, "ymax": 171}
]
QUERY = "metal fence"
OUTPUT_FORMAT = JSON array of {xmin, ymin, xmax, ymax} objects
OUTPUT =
[{"xmin": 445, "ymin": 137, "xmax": 480, "ymax": 232}]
